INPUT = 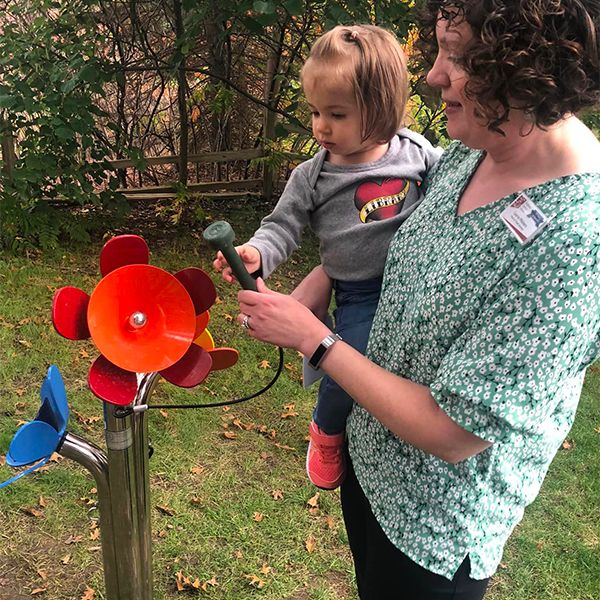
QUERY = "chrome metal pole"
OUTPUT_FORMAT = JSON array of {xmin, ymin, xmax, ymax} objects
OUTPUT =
[
  {"xmin": 131, "ymin": 372, "xmax": 160, "ymax": 597},
  {"xmin": 103, "ymin": 403, "xmax": 146, "ymax": 599},
  {"xmin": 59, "ymin": 433, "xmax": 120, "ymax": 600}
]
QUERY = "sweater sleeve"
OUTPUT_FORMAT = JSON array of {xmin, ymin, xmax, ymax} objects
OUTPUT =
[{"xmin": 246, "ymin": 165, "xmax": 313, "ymax": 279}]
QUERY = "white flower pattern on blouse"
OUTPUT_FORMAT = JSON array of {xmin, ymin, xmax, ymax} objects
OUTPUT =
[{"xmin": 347, "ymin": 141, "xmax": 600, "ymax": 580}]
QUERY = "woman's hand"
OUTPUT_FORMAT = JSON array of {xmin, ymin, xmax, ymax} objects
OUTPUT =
[
  {"xmin": 237, "ymin": 278, "xmax": 332, "ymax": 356},
  {"xmin": 213, "ymin": 244, "xmax": 261, "ymax": 283},
  {"xmin": 290, "ymin": 265, "xmax": 332, "ymax": 322}
]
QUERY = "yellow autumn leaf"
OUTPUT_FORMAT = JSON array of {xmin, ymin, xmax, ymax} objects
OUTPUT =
[{"xmin": 258, "ymin": 360, "xmax": 270, "ymax": 369}]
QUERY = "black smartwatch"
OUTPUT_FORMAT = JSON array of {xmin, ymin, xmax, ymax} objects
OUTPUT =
[{"xmin": 308, "ymin": 333, "xmax": 342, "ymax": 369}]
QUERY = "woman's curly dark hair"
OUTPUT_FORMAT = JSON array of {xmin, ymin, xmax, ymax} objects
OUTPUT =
[{"xmin": 416, "ymin": 0, "xmax": 600, "ymax": 132}]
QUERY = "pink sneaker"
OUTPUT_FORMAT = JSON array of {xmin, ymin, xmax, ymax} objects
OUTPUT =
[{"xmin": 306, "ymin": 420, "xmax": 346, "ymax": 490}]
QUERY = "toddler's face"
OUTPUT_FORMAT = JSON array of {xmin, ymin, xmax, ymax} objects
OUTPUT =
[{"xmin": 304, "ymin": 73, "xmax": 388, "ymax": 166}]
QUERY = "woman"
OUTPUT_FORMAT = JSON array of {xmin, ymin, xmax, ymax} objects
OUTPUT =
[{"xmin": 234, "ymin": 2, "xmax": 600, "ymax": 598}]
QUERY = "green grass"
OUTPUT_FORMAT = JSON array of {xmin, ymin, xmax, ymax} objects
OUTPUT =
[{"xmin": 0, "ymin": 201, "xmax": 598, "ymax": 599}]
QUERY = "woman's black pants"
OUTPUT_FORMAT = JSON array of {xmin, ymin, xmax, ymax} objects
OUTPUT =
[{"xmin": 340, "ymin": 455, "xmax": 490, "ymax": 600}]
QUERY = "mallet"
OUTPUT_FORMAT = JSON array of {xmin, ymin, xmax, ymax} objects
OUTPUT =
[{"xmin": 203, "ymin": 221, "xmax": 258, "ymax": 292}]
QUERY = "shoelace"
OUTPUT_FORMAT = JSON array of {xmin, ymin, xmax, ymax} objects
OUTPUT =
[{"xmin": 313, "ymin": 441, "xmax": 343, "ymax": 464}]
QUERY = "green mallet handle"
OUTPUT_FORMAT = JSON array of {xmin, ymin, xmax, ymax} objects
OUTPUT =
[{"xmin": 203, "ymin": 221, "xmax": 258, "ymax": 291}]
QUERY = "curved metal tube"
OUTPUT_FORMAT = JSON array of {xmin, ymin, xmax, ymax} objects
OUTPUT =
[{"xmin": 59, "ymin": 433, "xmax": 119, "ymax": 600}]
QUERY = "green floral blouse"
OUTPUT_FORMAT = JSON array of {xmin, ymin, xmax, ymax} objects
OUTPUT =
[{"xmin": 347, "ymin": 141, "xmax": 600, "ymax": 580}]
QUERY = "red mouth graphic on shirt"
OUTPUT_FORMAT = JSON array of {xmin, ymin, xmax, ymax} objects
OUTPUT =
[{"xmin": 354, "ymin": 178, "xmax": 410, "ymax": 223}]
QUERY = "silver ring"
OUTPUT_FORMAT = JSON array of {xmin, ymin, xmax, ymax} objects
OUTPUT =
[{"xmin": 242, "ymin": 314, "xmax": 251, "ymax": 330}]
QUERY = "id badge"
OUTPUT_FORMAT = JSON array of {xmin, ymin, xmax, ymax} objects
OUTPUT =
[{"xmin": 500, "ymin": 192, "xmax": 550, "ymax": 244}]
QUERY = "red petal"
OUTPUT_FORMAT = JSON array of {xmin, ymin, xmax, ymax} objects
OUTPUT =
[
  {"xmin": 52, "ymin": 287, "xmax": 91, "ymax": 340},
  {"xmin": 173, "ymin": 268, "xmax": 217, "ymax": 315},
  {"xmin": 88, "ymin": 355, "xmax": 138, "ymax": 406},
  {"xmin": 160, "ymin": 344, "xmax": 212, "ymax": 388},
  {"xmin": 194, "ymin": 311, "xmax": 210, "ymax": 338},
  {"xmin": 208, "ymin": 347, "xmax": 239, "ymax": 371},
  {"xmin": 99, "ymin": 235, "xmax": 149, "ymax": 277}
]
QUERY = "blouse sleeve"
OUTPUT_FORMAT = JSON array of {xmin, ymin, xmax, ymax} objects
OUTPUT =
[{"xmin": 430, "ymin": 222, "xmax": 600, "ymax": 443}]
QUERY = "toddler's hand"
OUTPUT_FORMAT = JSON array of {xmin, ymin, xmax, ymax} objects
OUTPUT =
[{"xmin": 212, "ymin": 244, "xmax": 261, "ymax": 284}]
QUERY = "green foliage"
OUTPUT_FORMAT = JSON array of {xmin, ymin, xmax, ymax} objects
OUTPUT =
[
  {"xmin": 0, "ymin": 0, "xmax": 124, "ymax": 250},
  {"xmin": 581, "ymin": 110, "xmax": 600, "ymax": 138},
  {"xmin": 154, "ymin": 183, "xmax": 206, "ymax": 226}
]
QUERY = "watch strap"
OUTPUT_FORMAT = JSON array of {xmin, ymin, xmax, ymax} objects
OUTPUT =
[{"xmin": 308, "ymin": 333, "xmax": 342, "ymax": 369}]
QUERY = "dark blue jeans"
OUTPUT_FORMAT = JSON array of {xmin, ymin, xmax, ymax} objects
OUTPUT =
[{"xmin": 312, "ymin": 276, "xmax": 382, "ymax": 434}]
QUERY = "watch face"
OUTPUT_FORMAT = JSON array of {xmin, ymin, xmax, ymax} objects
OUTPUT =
[{"xmin": 309, "ymin": 334, "xmax": 340, "ymax": 369}]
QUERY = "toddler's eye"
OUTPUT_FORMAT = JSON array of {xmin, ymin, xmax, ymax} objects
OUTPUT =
[{"xmin": 332, "ymin": 113, "xmax": 346, "ymax": 119}]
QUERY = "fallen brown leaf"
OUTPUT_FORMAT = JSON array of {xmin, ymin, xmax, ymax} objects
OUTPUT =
[
  {"xmin": 156, "ymin": 504, "xmax": 175, "ymax": 516},
  {"xmin": 31, "ymin": 587, "xmax": 47, "ymax": 595},
  {"xmin": 306, "ymin": 492, "xmax": 320, "ymax": 509},
  {"xmin": 305, "ymin": 535, "xmax": 316, "ymax": 553},
  {"xmin": 244, "ymin": 574, "xmax": 266, "ymax": 589},
  {"xmin": 65, "ymin": 535, "xmax": 83, "ymax": 545}
]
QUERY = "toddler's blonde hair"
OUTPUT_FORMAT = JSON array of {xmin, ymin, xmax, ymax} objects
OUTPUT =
[{"xmin": 301, "ymin": 24, "xmax": 409, "ymax": 143}]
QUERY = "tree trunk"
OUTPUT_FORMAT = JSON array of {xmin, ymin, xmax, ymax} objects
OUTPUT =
[
  {"xmin": 173, "ymin": 0, "xmax": 188, "ymax": 185},
  {"xmin": 0, "ymin": 116, "xmax": 16, "ymax": 180}
]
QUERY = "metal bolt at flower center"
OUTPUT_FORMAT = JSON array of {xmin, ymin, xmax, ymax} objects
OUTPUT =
[{"xmin": 129, "ymin": 311, "xmax": 147, "ymax": 329}]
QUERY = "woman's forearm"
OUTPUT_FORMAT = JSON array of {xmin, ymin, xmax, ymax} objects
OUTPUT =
[
  {"xmin": 238, "ymin": 280, "xmax": 490, "ymax": 463},
  {"xmin": 315, "ymin": 340, "xmax": 491, "ymax": 463}
]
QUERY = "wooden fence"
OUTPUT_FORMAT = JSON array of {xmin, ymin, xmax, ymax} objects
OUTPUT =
[{"xmin": 0, "ymin": 134, "xmax": 305, "ymax": 202}]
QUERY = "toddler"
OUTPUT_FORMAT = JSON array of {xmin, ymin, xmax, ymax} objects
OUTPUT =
[{"xmin": 214, "ymin": 24, "xmax": 441, "ymax": 489}]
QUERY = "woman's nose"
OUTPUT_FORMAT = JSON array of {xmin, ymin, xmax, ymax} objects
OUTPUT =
[{"xmin": 426, "ymin": 55, "xmax": 449, "ymax": 89}]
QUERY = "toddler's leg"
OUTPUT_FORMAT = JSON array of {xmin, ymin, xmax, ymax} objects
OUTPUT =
[{"xmin": 307, "ymin": 297, "xmax": 377, "ymax": 489}]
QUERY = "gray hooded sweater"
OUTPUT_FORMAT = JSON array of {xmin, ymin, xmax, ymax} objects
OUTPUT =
[{"xmin": 248, "ymin": 128, "xmax": 442, "ymax": 281}]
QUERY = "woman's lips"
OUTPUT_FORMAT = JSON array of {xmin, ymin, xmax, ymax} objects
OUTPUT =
[{"xmin": 444, "ymin": 100, "xmax": 462, "ymax": 115}]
